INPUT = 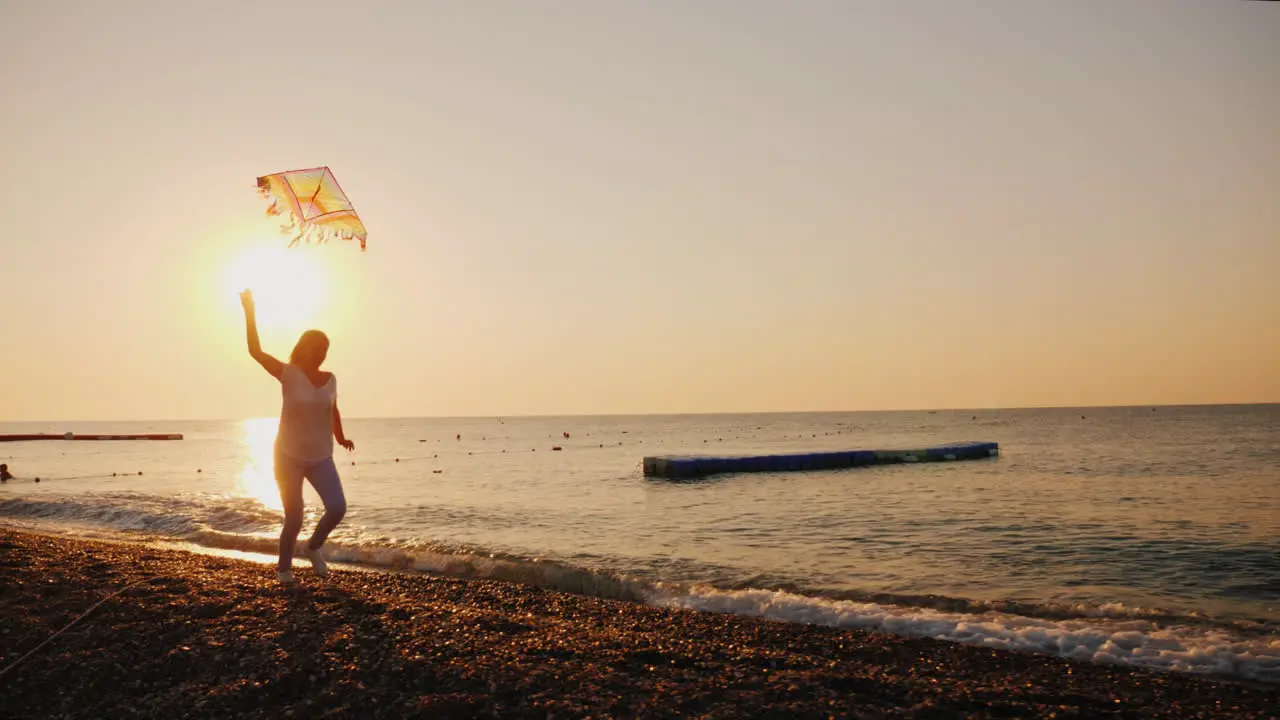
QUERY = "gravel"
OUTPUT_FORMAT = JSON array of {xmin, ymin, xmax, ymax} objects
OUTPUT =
[{"xmin": 0, "ymin": 529, "xmax": 1274, "ymax": 719}]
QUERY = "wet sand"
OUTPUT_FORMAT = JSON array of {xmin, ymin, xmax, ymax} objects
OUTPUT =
[{"xmin": 0, "ymin": 529, "xmax": 1274, "ymax": 719}]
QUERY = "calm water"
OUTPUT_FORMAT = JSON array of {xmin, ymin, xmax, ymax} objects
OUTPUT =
[{"xmin": 3, "ymin": 405, "xmax": 1278, "ymax": 681}]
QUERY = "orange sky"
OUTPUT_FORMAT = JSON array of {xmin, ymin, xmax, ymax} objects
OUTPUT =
[{"xmin": 1, "ymin": 1, "xmax": 1277, "ymax": 422}]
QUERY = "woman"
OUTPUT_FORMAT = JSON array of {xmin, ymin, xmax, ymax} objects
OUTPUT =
[{"xmin": 241, "ymin": 289, "xmax": 355, "ymax": 584}]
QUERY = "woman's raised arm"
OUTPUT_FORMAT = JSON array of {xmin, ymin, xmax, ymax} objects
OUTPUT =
[{"xmin": 241, "ymin": 290, "xmax": 284, "ymax": 379}]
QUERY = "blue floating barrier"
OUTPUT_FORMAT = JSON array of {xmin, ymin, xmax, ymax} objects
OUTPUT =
[
  {"xmin": 849, "ymin": 451, "xmax": 875, "ymax": 466},
  {"xmin": 642, "ymin": 441, "xmax": 999, "ymax": 479}
]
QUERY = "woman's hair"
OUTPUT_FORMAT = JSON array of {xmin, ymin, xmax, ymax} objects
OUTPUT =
[{"xmin": 290, "ymin": 329, "xmax": 330, "ymax": 365}]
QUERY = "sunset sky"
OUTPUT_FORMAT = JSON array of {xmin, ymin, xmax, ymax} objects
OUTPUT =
[{"xmin": 2, "ymin": 1, "xmax": 1277, "ymax": 422}]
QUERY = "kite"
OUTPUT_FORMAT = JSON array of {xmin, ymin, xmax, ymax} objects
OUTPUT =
[{"xmin": 257, "ymin": 166, "xmax": 367, "ymax": 251}]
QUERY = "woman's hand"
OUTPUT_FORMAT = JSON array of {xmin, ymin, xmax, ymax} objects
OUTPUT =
[
  {"xmin": 333, "ymin": 404, "xmax": 353, "ymax": 452},
  {"xmin": 240, "ymin": 289, "xmax": 255, "ymax": 313}
]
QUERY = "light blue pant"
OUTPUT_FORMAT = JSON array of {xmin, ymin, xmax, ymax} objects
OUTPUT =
[{"xmin": 275, "ymin": 449, "xmax": 347, "ymax": 571}]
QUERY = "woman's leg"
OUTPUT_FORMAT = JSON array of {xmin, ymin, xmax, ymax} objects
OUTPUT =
[
  {"xmin": 275, "ymin": 451, "xmax": 306, "ymax": 572},
  {"xmin": 304, "ymin": 456, "xmax": 347, "ymax": 551}
]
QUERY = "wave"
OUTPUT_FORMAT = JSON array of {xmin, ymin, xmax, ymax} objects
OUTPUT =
[
  {"xmin": 0, "ymin": 493, "xmax": 279, "ymax": 537},
  {"xmin": 648, "ymin": 584, "xmax": 1280, "ymax": 684},
  {"xmin": 2, "ymin": 493, "xmax": 1277, "ymax": 684},
  {"xmin": 180, "ymin": 530, "xmax": 651, "ymax": 603}
]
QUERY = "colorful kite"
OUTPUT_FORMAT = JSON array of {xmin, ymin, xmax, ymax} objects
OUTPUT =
[{"xmin": 257, "ymin": 166, "xmax": 367, "ymax": 251}]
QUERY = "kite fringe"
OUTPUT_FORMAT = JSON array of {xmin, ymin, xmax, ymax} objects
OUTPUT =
[{"xmin": 257, "ymin": 184, "xmax": 367, "ymax": 251}]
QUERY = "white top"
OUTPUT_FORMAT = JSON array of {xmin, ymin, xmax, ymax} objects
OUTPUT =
[{"xmin": 276, "ymin": 364, "xmax": 336, "ymax": 463}]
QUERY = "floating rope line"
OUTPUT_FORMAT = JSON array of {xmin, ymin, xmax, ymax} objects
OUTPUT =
[
  {"xmin": 3, "ymin": 443, "xmax": 638, "ymax": 483},
  {"xmin": 2, "ymin": 472, "xmax": 151, "ymax": 484}
]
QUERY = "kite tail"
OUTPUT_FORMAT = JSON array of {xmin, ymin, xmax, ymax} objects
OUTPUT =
[
  {"xmin": 282, "ymin": 222, "xmax": 367, "ymax": 251},
  {"xmin": 257, "ymin": 180, "xmax": 299, "ymax": 230},
  {"xmin": 291, "ymin": 222, "xmax": 367, "ymax": 249}
]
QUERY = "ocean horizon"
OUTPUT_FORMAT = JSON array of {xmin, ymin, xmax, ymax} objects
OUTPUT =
[{"xmin": 5, "ymin": 400, "xmax": 1277, "ymax": 426}]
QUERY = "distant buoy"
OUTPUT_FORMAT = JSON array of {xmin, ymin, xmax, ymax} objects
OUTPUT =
[
  {"xmin": 552, "ymin": 446, "xmax": 562, "ymax": 451},
  {"xmin": 395, "ymin": 458, "xmax": 400, "ymax": 463},
  {"xmin": 137, "ymin": 471, "xmax": 143, "ymax": 476},
  {"xmin": 197, "ymin": 469, "xmax": 202, "ymax": 473}
]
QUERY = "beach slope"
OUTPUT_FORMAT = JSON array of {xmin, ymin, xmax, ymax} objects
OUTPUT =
[{"xmin": 0, "ymin": 529, "xmax": 1273, "ymax": 719}]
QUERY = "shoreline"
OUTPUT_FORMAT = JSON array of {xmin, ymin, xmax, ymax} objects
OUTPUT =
[{"xmin": 2, "ymin": 529, "xmax": 1275, "ymax": 718}]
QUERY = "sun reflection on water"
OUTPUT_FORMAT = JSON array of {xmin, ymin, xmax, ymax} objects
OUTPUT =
[{"xmin": 239, "ymin": 417, "xmax": 282, "ymax": 512}]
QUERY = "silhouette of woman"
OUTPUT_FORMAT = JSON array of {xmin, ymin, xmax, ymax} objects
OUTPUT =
[{"xmin": 240, "ymin": 289, "xmax": 355, "ymax": 584}]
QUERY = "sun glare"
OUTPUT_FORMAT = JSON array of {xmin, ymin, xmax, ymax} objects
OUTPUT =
[
  {"xmin": 239, "ymin": 417, "xmax": 282, "ymax": 512},
  {"xmin": 226, "ymin": 244, "xmax": 330, "ymax": 338}
]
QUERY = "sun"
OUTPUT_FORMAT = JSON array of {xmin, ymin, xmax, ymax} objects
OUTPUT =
[{"xmin": 225, "ymin": 244, "xmax": 330, "ymax": 338}]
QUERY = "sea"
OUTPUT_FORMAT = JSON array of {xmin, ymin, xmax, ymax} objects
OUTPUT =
[{"xmin": 2, "ymin": 405, "xmax": 1278, "ymax": 683}]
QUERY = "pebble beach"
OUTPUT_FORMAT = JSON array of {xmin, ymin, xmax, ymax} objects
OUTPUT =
[{"xmin": 1, "ymin": 529, "xmax": 1274, "ymax": 719}]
